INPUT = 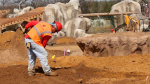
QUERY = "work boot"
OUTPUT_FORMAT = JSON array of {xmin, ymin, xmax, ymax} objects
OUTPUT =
[
  {"xmin": 28, "ymin": 71, "xmax": 35, "ymax": 76},
  {"xmin": 45, "ymin": 72, "xmax": 58, "ymax": 76}
]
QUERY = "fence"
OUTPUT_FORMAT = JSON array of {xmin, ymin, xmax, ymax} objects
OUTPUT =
[
  {"xmin": 87, "ymin": 16, "xmax": 114, "ymax": 33},
  {"xmin": 79, "ymin": 12, "xmax": 140, "ymax": 34}
]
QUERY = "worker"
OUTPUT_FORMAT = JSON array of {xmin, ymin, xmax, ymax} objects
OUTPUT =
[
  {"xmin": 24, "ymin": 20, "xmax": 62, "ymax": 76},
  {"xmin": 124, "ymin": 14, "xmax": 130, "ymax": 31},
  {"xmin": 124, "ymin": 15, "xmax": 139, "ymax": 32}
]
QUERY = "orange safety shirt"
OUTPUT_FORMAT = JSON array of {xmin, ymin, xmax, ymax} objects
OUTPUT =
[{"xmin": 27, "ymin": 21, "xmax": 52, "ymax": 47}]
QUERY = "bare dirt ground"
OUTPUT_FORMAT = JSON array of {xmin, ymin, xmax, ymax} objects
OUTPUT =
[{"xmin": 1, "ymin": 30, "xmax": 150, "ymax": 84}]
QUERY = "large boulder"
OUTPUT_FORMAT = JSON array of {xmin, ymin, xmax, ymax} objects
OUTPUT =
[
  {"xmin": 111, "ymin": 0, "xmax": 141, "ymax": 13},
  {"xmin": 48, "ymin": 17, "xmax": 91, "ymax": 43},
  {"xmin": 63, "ymin": 17, "xmax": 91, "ymax": 38},
  {"xmin": 0, "ymin": 30, "xmax": 27, "ymax": 63},
  {"xmin": 43, "ymin": 0, "xmax": 81, "ymax": 26},
  {"xmin": 77, "ymin": 32, "xmax": 150, "ymax": 57}
]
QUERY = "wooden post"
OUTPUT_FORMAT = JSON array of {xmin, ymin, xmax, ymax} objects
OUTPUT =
[
  {"xmin": 37, "ymin": 16, "xmax": 40, "ymax": 21},
  {"xmin": 79, "ymin": 12, "xmax": 139, "ymax": 17},
  {"xmin": 40, "ymin": 15, "xmax": 44, "ymax": 21},
  {"xmin": 18, "ymin": 24, "xmax": 25, "ymax": 32}
]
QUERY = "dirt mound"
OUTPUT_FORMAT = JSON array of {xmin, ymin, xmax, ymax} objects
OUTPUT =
[
  {"xmin": 77, "ymin": 32, "xmax": 150, "ymax": 57},
  {"xmin": 0, "ymin": 29, "xmax": 27, "ymax": 63},
  {"xmin": 50, "ymin": 37, "xmax": 76, "ymax": 45}
]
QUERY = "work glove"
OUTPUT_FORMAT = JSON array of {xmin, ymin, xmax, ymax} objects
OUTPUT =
[{"xmin": 26, "ymin": 42, "xmax": 31, "ymax": 49}]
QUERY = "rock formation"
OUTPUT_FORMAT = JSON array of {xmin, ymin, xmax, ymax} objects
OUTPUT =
[
  {"xmin": 77, "ymin": 32, "xmax": 150, "ymax": 57},
  {"xmin": 43, "ymin": 0, "xmax": 81, "ymax": 26},
  {"xmin": 111, "ymin": 0, "xmax": 141, "ymax": 13},
  {"xmin": 63, "ymin": 17, "xmax": 91, "ymax": 38},
  {"xmin": 44, "ymin": 0, "xmax": 91, "ymax": 39}
]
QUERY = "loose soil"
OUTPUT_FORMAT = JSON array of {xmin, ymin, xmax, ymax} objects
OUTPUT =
[
  {"xmin": 0, "ymin": 30, "xmax": 27, "ymax": 64},
  {"xmin": 1, "ymin": 31, "xmax": 150, "ymax": 84}
]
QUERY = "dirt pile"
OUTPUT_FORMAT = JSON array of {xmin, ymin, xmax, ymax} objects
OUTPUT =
[
  {"xmin": 0, "ymin": 29, "xmax": 27, "ymax": 63},
  {"xmin": 50, "ymin": 37, "xmax": 76, "ymax": 45},
  {"xmin": 77, "ymin": 32, "xmax": 150, "ymax": 57}
]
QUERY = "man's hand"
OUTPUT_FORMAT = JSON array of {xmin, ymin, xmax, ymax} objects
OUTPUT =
[{"xmin": 26, "ymin": 42, "xmax": 31, "ymax": 49}]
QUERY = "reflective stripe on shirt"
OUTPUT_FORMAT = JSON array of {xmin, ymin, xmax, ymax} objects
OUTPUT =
[{"xmin": 33, "ymin": 26, "xmax": 52, "ymax": 42}]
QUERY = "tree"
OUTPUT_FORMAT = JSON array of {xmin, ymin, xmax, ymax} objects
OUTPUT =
[
  {"xmin": 30, "ymin": 0, "xmax": 46, "ymax": 8},
  {"xmin": 80, "ymin": 0, "xmax": 90, "ymax": 13},
  {"xmin": 30, "ymin": 0, "xmax": 70, "ymax": 8},
  {"xmin": 0, "ymin": 0, "xmax": 8, "ymax": 7},
  {"xmin": 10, "ymin": 0, "xmax": 28, "ymax": 10}
]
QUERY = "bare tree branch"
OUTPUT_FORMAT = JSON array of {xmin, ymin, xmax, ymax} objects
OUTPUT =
[{"xmin": 0, "ymin": 0, "xmax": 8, "ymax": 7}]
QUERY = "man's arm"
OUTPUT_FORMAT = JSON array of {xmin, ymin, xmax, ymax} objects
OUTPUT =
[
  {"xmin": 42, "ymin": 36, "xmax": 51, "ymax": 48},
  {"xmin": 25, "ymin": 20, "xmax": 40, "ymax": 29}
]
